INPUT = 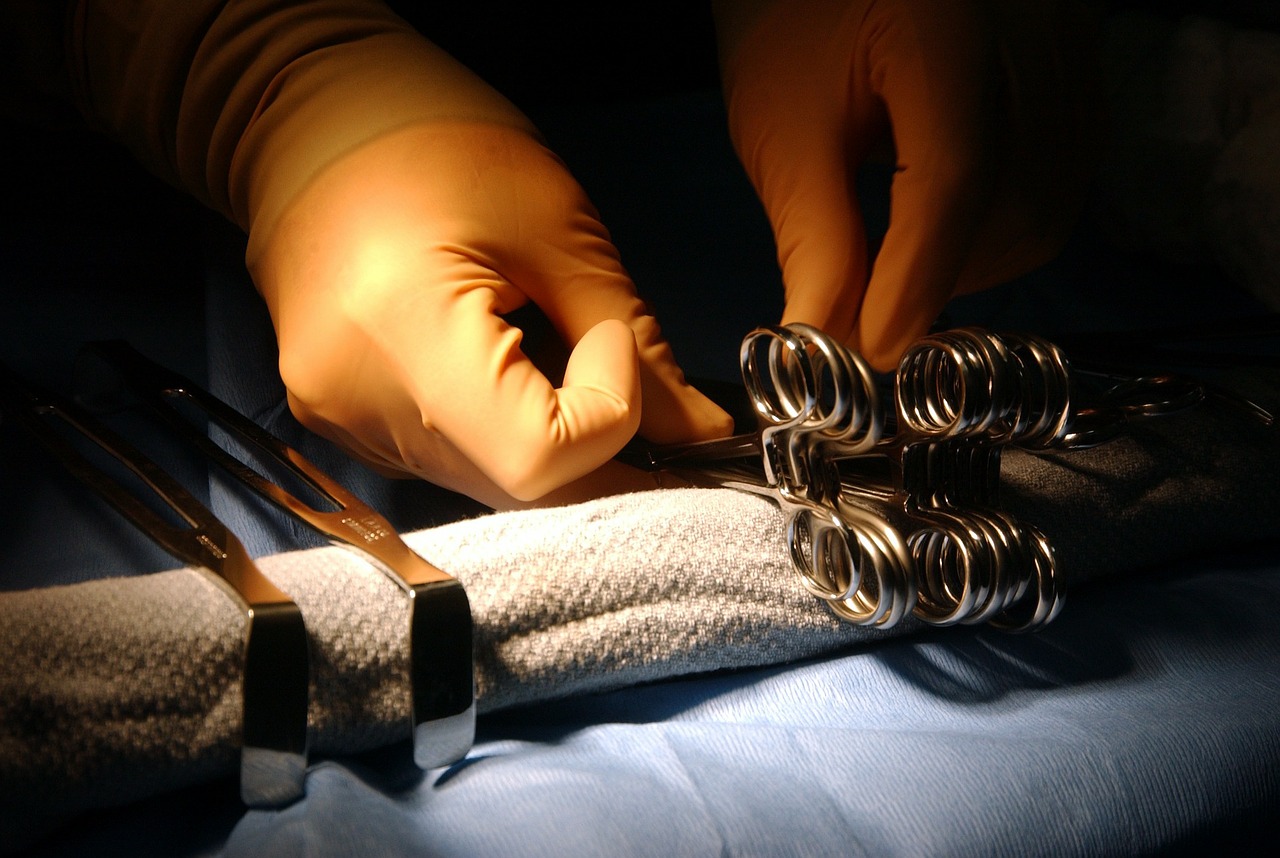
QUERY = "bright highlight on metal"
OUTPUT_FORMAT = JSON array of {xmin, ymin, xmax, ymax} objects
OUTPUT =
[
  {"xmin": 83, "ymin": 340, "xmax": 476, "ymax": 771},
  {"xmin": 624, "ymin": 323, "xmax": 1244, "ymax": 633},
  {"xmin": 0, "ymin": 363, "xmax": 310, "ymax": 807}
]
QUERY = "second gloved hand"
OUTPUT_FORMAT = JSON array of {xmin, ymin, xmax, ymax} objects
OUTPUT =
[{"xmin": 715, "ymin": 0, "xmax": 1102, "ymax": 370}]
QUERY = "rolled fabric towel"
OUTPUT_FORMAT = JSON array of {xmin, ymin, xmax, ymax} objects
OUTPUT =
[{"xmin": 2, "ymin": 373, "xmax": 1279, "ymax": 848}]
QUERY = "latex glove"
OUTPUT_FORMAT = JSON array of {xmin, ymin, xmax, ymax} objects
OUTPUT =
[
  {"xmin": 254, "ymin": 121, "xmax": 731, "ymax": 506},
  {"xmin": 714, "ymin": 0, "xmax": 1102, "ymax": 370},
  {"xmin": 67, "ymin": 0, "xmax": 731, "ymax": 507}
]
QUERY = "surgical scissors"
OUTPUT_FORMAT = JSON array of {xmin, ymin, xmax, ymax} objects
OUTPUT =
[
  {"xmin": 637, "ymin": 325, "xmax": 915, "ymax": 627},
  {"xmin": 625, "ymin": 322, "xmax": 1219, "ymax": 632}
]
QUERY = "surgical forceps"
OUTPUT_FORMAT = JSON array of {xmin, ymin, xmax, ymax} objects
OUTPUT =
[
  {"xmin": 626, "ymin": 323, "xmax": 1225, "ymax": 632},
  {"xmin": 0, "ymin": 363, "xmax": 310, "ymax": 807},
  {"xmin": 853, "ymin": 326, "xmax": 1072, "ymax": 630},
  {"xmin": 856, "ymin": 323, "xmax": 1270, "ymax": 628},
  {"xmin": 629, "ymin": 324, "xmax": 916, "ymax": 627},
  {"xmin": 1045, "ymin": 313, "xmax": 1280, "ymax": 436},
  {"xmin": 79, "ymin": 341, "xmax": 475, "ymax": 770}
]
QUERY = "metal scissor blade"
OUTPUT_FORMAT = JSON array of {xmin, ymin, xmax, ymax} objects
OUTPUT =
[
  {"xmin": 0, "ymin": 363, "xmax": 309, "ymax": 807},
  {"xmin": 617, "ymin": 433, "xmax": 763, "ymax": 470},
  {"xmin": 82, "ymin": 340, "xmax": 475, "ymax": 769}
]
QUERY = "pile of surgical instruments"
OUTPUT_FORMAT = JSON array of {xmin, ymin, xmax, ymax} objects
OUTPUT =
[{"xmin": 626, "ymin": 323, "xmax": 1266, "ymax": 633}]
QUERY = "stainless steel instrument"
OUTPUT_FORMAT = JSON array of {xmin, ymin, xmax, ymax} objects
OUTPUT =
[
  {"xmin": 0, "ymin": 364, "xmax": 310, "ymax": 807},
  {"xmin": 81, "ymin": 341, "xmax": 475, "ymax": 771},
  {"xmin": 624, "ymin": 322, "xmax": 1268, "ymax": 632}
]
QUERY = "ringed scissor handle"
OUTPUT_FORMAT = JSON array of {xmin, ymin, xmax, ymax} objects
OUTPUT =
[
  {"xmin": 741, "ymin": 324, "xmax": 884, "ymax": 496},
  {"xmin": 778, "ymin": 485, "xmax": 916, "ymax": 628}
]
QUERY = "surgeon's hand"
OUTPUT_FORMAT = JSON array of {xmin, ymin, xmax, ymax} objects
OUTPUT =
[
  {"xmin": 714, "ymin": 0, "xmax": 1102, "ymax": 370},
  {"xmin": 65, "ymin": 0, "xmax": 731, "ymax": 508},
  {"xmin": 253, "ymin": 121, "xmax": 730, "ymax": 507}
]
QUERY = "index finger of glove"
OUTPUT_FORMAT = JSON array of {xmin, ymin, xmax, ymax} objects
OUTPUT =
[{"xmin": 855, "ymin": 0, "xmax": 1001, "ymax": 370}]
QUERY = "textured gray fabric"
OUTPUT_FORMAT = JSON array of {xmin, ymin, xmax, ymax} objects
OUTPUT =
[
  {"xmin": 2, "ymin": 383, "xmax": 1278, "ymax": 844},
  {"xmin": 1002, "ymin": 371, "xmax": 1280, "ymax": 583}
]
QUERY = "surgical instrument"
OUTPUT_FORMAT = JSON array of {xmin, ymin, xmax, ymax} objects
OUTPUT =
[
  {"xmin": 624, "ymin": 322, "xmax": 1233, "ymax": 632},
  {"xmin": 0, "ymin": 362, "xmax": 310, "ymax": 807},
  {"xmin": 79, "ymin": 341, "xmax": 475, "ymax": 770}
]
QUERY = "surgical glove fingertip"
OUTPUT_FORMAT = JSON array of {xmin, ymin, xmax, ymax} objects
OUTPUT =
[
  {"xmin": 495, "ymin": 318, "xmax": 641, "ymax": 502},
  {"xmin": 560, "ymin": 318, "xmax": 643, "ymax": 438}
]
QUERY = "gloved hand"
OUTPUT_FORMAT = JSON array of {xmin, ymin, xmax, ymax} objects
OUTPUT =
[
  {"xmin": 714, "ymin": 0, "xmax": 1102, "ymax": 370},
  {"xmin": 67, "ymin": 0, "xmax": 732, "ymax": 507},
  {"xmin": 254, "ymin": 121, "xmax": 734, "ymax": 506}
]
